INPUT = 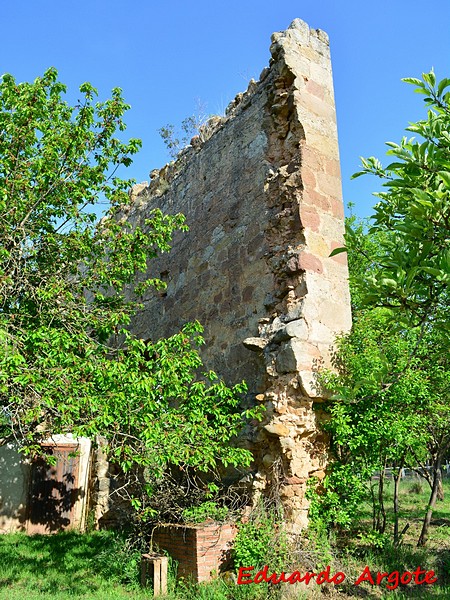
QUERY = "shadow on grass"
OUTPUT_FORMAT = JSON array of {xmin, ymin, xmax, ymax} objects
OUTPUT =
[{"xmin": 0, "ymin": 530, "xmax": 139, "ymax": 596}]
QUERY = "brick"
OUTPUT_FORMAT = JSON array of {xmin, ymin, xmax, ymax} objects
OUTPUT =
[
  {"xmin": 311, "ymin": 185, "xmax": 334, "ymax": 211},
  {"xmin": 299, "ymin": 206, "xmax": 321, "ymax": 232},
  {"xmin": 298, "ymin": 252, "xmax": 323, "ymax": 274},
  {"xmin": 315, "ymin": 171, "xmax": 341, "ymax": 199},
  {"xmin": 306, "ymin": 78, "xmax": 324, "ymax": 100},
  {"xmin": 150, "ymin": 524, "xmax": 236, "ymax": 583},
  {"xmin": 301, "ymin": 166, "xmax": 317, "ymax": 189}
]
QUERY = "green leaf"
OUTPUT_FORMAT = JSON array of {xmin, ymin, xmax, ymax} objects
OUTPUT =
[
  {"xmin": 401, "ymin": 77, "xmax": 425, "ymax": 87},
  {"xmin": 380, "ymin": 278, "xmax": 398, "ymax": 288},
  {"xmin": 329, "ymin": 246, "xmax": 348, "ymax": 258},
  {"xmin": 420, "ymin": 267, "xmax": 444, "ymax": 277},
  {"xmin": 422, "ymin": 70, "xmax": 436, "ymax": 87},
  {"xmin": 438, "ymin": 171, "xmax": 450, "ymax": 187}
]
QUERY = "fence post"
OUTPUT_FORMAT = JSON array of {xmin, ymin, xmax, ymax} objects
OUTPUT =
[{"xmin": 141, "ymin": 554, "xmax": 168, "ymax": 596}]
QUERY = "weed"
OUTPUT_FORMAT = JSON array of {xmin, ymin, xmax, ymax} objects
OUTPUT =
[
  {"xmin": 182, "ymin": 501, "xmax": 229, "ymax": 524},
  {"xmin": 159, "ymin": 103, "xmax": 223, "ymax": 159},
  {"xmin": 409, "ymin": 480, "xmax": 424, "ymax": 495},
  {"xmin": 233, "ymin": 505, "xmax": 289, "ymax": 573}
]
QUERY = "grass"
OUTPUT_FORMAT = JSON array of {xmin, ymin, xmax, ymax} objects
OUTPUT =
[
  {"xmin": 0, "ymin": 530, "xmax": 270, "ymax": 600},
  {"xmin": 356, "ymin": 478, "xmax": 450, "ymax": 548},
  {"xmin": 317, "ymin": 477, "xmax": 450, "ymax": 598},
  {"xmin": 0, "ymin": 530, "xmax": 148, "ymax": 599}
]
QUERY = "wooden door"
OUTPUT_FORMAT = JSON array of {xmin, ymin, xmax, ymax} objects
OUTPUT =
[{"xmin": 27, "ymin": 444, "xmax": 81, "ymax": 534}]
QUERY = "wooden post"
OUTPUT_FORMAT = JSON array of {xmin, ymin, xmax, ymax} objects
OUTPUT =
[{"xmin": 141, "ymin": 554, "xmax": 168, "ymax": 596}]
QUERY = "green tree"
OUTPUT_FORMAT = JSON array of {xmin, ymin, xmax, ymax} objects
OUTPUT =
[
  {"xmin": 319, "ymin": 72, "xmax": 450, "ymax": 547},
  {"xmin": 350, "ymin": 71, "xmax": 450, "ymax": 332},
  {"xmin": 316, "ymin": 306, "xmax": 428, "ymax": 539},
  {"xmin": 0, "ymin": 68, "xmax": 260, "ymax": 513}
]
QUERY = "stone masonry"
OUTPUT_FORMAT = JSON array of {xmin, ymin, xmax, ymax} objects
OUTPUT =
[{"xmin": 124, "ymin": 19, "xmax": 351, "ymax": 533}]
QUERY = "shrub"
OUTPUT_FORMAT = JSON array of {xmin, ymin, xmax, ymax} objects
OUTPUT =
[{"xmin": 233, "ymin": 508, "xmax": 289, "ymax": 572}]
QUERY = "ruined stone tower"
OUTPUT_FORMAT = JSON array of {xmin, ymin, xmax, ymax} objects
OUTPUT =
[{"xmin": 125, "ymin": 19, "xmax": 351, "ymax": 533}]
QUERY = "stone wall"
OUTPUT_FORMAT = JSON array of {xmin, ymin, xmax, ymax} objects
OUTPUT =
[
  {"xmin": 0, "ymin": 443, "xmax": 30, "ymax": 532},
  {"xmin": 125, "ymin": 19, "xmax": 351, "ymax": 532}
]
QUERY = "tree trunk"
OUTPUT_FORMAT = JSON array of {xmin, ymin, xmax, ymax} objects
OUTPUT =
[
  {"xmin": 370, "ymin": 482, "xmax": 376, "ymax": 531},
  {"xmin": 417, "ymin": 457, "xmax": 442, "ymax": 547},
  {"xmin": 376, "ymin": 466, "xmax": 386, "ymax": 533},
  {"xmin": 393, "ymin": 468, "xmax": 401, "ymax": 545},
  {"xmin": 437, "ymin": 469, "xmax": 444, "ymax": 501}
]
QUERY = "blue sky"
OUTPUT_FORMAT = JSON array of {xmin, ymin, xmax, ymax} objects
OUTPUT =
[{"xmin": 2, "ymin": 1, "xmax": 450, "ymax": 218}]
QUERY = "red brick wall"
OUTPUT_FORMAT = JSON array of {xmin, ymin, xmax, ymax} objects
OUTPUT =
[{"xmin": 152, "ymin": 522, "xmax": 236, "ymax": 582}]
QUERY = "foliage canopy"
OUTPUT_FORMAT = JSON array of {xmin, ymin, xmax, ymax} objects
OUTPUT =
[{"xmin": 349, "ymin": 71, "xmax": 450, "ymax": 331}]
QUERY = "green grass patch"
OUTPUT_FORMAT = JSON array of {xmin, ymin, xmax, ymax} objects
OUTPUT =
[
  {"xmin": 356, "ymin": 478, "xmax": 450, "ymax": 548},
  {"xmin": 0, "ymin": 531, "xmax": 269, "ymax": 600},
  {"xmin": 0, "ymin": 530, "xmax": 147, "ymax": 599}
]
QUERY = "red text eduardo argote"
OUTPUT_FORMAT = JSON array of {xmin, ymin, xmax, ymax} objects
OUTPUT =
[{"xmin": 237, "ymin": 565, "xmax": 437, "ymax": 591}]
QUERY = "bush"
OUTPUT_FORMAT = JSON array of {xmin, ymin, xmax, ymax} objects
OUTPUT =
[
  {"xmin": 233, "ymin": 508, "xmax": 289, "ymax": 572},
  {"xmin": 182, "ymin": 501, "xmax": 229, "ymax": 524}
]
